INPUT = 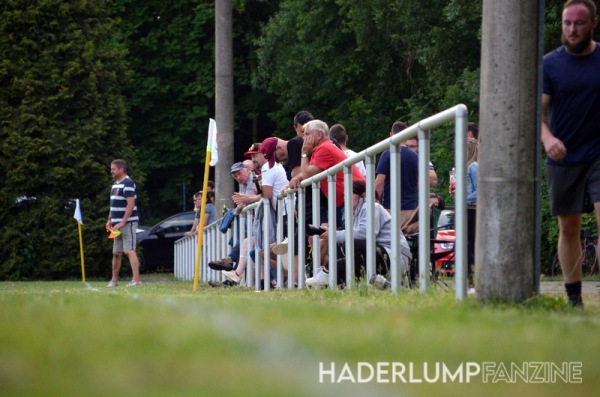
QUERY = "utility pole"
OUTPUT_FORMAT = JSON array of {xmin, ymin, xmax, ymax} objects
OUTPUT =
[
  {"xmin": 215, "ymin": 0, "xmax": 234, "ymax": 214},
  {"xmin": 476, "ymin": 0, "xmax": 542, "ymax": 302}
]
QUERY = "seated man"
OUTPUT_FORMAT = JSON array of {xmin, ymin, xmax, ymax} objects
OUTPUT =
[
  {"xmin": 306, "ymin": 179, "xmax": 412, "ymax": 287},
  {"xmin": 208, "ymin": 159, "xmax": 260, "ymax": 274}
]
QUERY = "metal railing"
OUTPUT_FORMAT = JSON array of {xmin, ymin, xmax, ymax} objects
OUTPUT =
[{"xmin": 174, "ymin": 104, "xmax": 468, "ymax": 299}]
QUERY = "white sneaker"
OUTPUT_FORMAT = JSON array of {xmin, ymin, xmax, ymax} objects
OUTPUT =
[
  {"xmin": 306, "ymin": 266, "xmax": 330, "ymax": 287},
  {"xmin": 107, "ymin": 280, "xmax": 118, "ymax": 287},
  {"xmin": 126, "ymin": 280, "xmax": 142, "ymax": 287},
  {"xmin": 222, "ymin": 270, "xmax": 241, "ymax": 284}
]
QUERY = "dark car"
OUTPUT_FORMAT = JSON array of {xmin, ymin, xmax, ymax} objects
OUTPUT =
[{"xmin": 137, "ymin": 211, "xmax": 196, "ymax": 272}]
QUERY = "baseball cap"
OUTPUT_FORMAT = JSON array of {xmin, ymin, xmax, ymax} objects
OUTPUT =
[
  {"xmin": 244, "ymin": 143, "xmax": 261, "ymax": 158},
  {"xmin": 230, "ymin": 162, "xmax": 245, "ymax": 174},
  {"xmin": 261, "ymin": 137, "xmax": 278, "ymax": 168}
]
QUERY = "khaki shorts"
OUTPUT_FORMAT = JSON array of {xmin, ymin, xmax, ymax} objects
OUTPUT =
[{"xmin": 113, "ymin": 222, "xmax": 138, "ymax": 253}]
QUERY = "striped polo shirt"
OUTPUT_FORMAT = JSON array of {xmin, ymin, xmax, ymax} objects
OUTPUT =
[{"xmin": 109, "ymin": 176, "xmax": 139, "ymax": 225}]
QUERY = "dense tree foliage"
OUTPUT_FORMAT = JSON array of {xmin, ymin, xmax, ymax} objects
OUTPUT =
[
  {"xmin": 114, "ymin": 0, "xmax": 278, "ymax": 222},
  {"xmin": 0, "ymin": 0, "xmax": 138, "ymax": 279}
]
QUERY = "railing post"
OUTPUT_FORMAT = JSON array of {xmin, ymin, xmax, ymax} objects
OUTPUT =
[
  {"xmin": 311, "ymin": 182, "xmax": 321, "ymax": 273},
  {"xmin": 297, "ymin": 187, "xmax": 306, "ymax": 289},
  {"xmin": 390, "ymin": 143, "xmax": 402, "ymax": 292},
  {"xmin": 286, "ymin": 190, "xmax": 296, "ymax": 288},
  {"xmin": 454, "ymin": 108, "xmax": 468, "ymax": 300},
  {"xmin": 365, "ymin": 154, "xmax": 377, "ymax": 281},
  {"xmin": 327, "ymin": 174, "xmax": 337, "ymax": 289},
  {"xmin": 417, "ymin": 126, "xmax": 431, "ymax": 293},
  {"xmin": 276, "ymin": 197, "xmax": 285, "ymax": 288},
  {"xmin": 343, "ymin": 165, "xmax": 355, "ymax": 288}
]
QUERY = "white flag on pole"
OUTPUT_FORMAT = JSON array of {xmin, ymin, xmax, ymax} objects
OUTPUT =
[
  {"xmin": 208, "ymin": 118, "xmax": 218, "ymax": 166},
  {"xmin": 73, "ymin": 199, "xmax": 83, "ymax": 225}
]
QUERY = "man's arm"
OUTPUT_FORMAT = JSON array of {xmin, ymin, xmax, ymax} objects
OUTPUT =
[
  {"xmin": 541, "ymin": 93, "xmax": 566, "ymax": 162},
  {"xmin": 374, "ymin": 174, "xmax": 386, "ymax": 201},
  {"xmin": 429, "ymin": 169, "xmax": 438, "ymax": 187}
]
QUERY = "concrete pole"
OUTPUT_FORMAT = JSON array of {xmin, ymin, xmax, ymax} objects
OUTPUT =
[
  {"xmin": 215, "ymin": 0, "xmax": 234, "ymax": 214},
  {"xmin": 477, "ymin": 0, "xmax": 541, "ymax": 302}
]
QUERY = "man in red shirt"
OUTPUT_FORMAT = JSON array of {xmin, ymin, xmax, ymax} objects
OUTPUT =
[{"xmin": 300, "ymin": 120, "xmax": 365, "ymax": 227}]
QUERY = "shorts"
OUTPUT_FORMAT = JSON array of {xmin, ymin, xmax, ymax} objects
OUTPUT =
[
  {"xmin": 547, "ymin": 160, "xmax": 600, "ymax": 216},
  {"xmin": 113, "ymin": 222, "xmax": 138, "ymax": 253}
]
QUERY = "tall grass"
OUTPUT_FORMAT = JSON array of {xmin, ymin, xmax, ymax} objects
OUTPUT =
[{"xmin": 1, "ymin": 280, "xmax": 599, "ymax": 397}]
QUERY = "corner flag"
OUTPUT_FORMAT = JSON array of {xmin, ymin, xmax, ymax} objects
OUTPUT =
[
  {"xmin": 73, "ymin": 199, "xmax": 86, "ymax": 282},
  {"xmin": 73, "ymin": 199, "xmax": 83, "ymax": 224},
  {"xmin": 208, "ymin": 118, "xmax": 218, "ymax": 166}
]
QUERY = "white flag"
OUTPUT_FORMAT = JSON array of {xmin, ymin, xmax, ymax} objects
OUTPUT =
[
  {"xmin": 73, "ymin": 199, "xmax": 83, "ymax": 225},
  {"xmin": 208, "ymin": 118, "xmax": 218, "ymax": 166}
]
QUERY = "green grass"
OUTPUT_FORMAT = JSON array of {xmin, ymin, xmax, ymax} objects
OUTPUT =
[{"xmin": 1, "ymin": 279, "xmax": 599, "ymax": 397}]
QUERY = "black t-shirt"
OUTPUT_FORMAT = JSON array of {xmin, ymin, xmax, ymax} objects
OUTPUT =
[{"xmin": 286, "ymin": 136, "xmax": 303, "ymax": 180}]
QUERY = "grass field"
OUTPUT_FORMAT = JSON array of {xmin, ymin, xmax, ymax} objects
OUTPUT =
[{"xmin": 1, "ymin": 278, "xmax": 599, "ymax": 397}]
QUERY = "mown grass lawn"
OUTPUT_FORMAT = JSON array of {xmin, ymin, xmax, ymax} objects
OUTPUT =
[{"xmin": 0, "ymin": 279, "xmax": 598, "ymax": 397}]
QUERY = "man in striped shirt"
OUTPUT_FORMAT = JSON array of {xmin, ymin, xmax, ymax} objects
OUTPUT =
[{"xmin": 106, "ymin": 159, "xmax": 141, "ymax": 287}]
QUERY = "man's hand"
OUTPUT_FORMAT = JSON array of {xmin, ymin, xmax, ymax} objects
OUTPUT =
[
  {"xmin": 543, "ymin": 135, "xmax": 567, "ymax": 162},
  {"xmin": 302, "ymin": 134, "xmax": 319, "ymax": 155}
]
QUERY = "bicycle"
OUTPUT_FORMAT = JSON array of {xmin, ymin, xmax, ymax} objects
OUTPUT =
[{"xmin": 550, "ymin": 229, "xmax": 598, "ymax": 277}]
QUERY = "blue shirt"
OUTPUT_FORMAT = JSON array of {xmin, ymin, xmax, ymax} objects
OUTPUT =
[
  {"xmin": 467, "ymin": 162, "xmax": 478, "ymax": 206},
  {"xmin": 376, "ymin": 146, "xmax": 419, "ymax": 210},
  {"xmin": 543, "ymin": 44, "xmax": 600, "ymax": 165}
]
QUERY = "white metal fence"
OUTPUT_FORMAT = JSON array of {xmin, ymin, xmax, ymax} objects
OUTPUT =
[{"xmin": 174, "ymin": 104, "xmax": 468, "ymax": 299}]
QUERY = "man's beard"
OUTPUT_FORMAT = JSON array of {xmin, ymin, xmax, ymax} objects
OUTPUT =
[{"xmin": 562, "ymin": 29, "xmax": 594, "ymax": 54}]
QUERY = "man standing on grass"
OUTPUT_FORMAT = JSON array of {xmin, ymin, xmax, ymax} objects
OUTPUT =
[
  {"xmin": 542, "ymin": 0, "xmax": 600, "ymax": 307},
  {"xmin": 106, "ymin": 159, "xmax": 142, "ymax": 287}
]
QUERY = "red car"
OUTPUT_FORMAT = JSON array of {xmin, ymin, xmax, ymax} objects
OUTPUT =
[{"xmin": 433, "ymin": 210, "xmax": 455, "ymax": 275}]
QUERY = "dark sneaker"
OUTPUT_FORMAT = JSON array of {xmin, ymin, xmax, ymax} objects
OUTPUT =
[{"xmin": 208, "ymin": 257, "xmax": 234, "ymax": 271}]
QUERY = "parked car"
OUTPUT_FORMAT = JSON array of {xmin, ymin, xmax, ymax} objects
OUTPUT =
[
  {"xmin": 136, "ymin": 211, "xmax": 195, "ymax": 272},
  {"xmin": 433, "ymin": 209, "xmax": 455, "ymax": 275}
]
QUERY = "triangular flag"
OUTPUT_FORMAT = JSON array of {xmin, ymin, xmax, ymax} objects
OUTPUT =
[
  {"xmin": 208, "ymin": 118, "xmax": 218, "ymax": 166},
  {"xmin": 108, "ymin": 228, "xmax": 121, "ymax": 239},
  {"xmin": 73, "ymin": 199, "xmax": 83, "ymax": 225}
]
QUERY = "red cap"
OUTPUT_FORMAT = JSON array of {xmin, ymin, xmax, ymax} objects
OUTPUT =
[
  {"xmin": 244, "ymin": 143, "xmax": 262, "ymax": 158},
  {"xmin": 261, "ymin": 137, "xmax": 278, "ymax": 168}
]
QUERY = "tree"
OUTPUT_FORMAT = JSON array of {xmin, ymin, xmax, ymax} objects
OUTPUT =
[
  {"xmin": 114, "ymin": 0, "xmax": 279, "ymax": 222},
  {"xmin": 0, "ymin": 0, "xmax": 137, "ymax": 279}
]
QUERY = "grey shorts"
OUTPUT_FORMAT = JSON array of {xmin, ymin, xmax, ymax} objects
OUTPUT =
[
  {"xmin": 547, "ymin": 160, "xmax": 600, "ymax": 216},
  {"xmin": 113, "ymin": 222, "xmax": 138, "ymax": 253}
]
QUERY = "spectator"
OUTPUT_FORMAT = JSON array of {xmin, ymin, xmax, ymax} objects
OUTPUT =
[
  {"xmin": 406, "ymin": 136, "xmax": 438, "ymax": 187},
  {"xmin": 293, "ymin": 110, "xmax": 314, "ymax": 137},
  {"xmin": 374, "ymin": 121, "xmax": 419, "ymax": 234},
  {"xmin": 209, "ymin": 160, "xmax": 260, "ymax": 275},
  {"xmin": 305, "ymin": 179, "xmax": 411, "ymax": 287},
  {"xmin": 467, "ymin": 122, "xmax": 479, "ymax": 141},
  {"xmin": 185, "ymin": 190, "xmax": 216, "ymax": 237},
  {"xmin": 301, "ymin": 120, "xmax": 365, "ymax": 228},
  {"xmin": 466, "ymin": 139, "xmax": 478, "ymax": 277},
  {"xmin": 223, "ymin": 142, "xmax": 289, "ymax": 287},
  {"xmin": 330, "ymin": 124, "xmax": 367, "ymax": 177}
]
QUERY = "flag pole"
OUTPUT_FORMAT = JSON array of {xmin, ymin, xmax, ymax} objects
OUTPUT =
[
  {"xmin": 193, "ymin": 152, "xmax": 211, "ymax": 292},
  {"xmin": 73, "ymin": 199, "xmax": 86, "ymax": 282},
  {"xmin": 78, "ymin": 222, "xmax": 86, "ymax": 282},
  {"xmin": 193, "ymin": 119, "xmax": 218, "ymax": 292}
]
